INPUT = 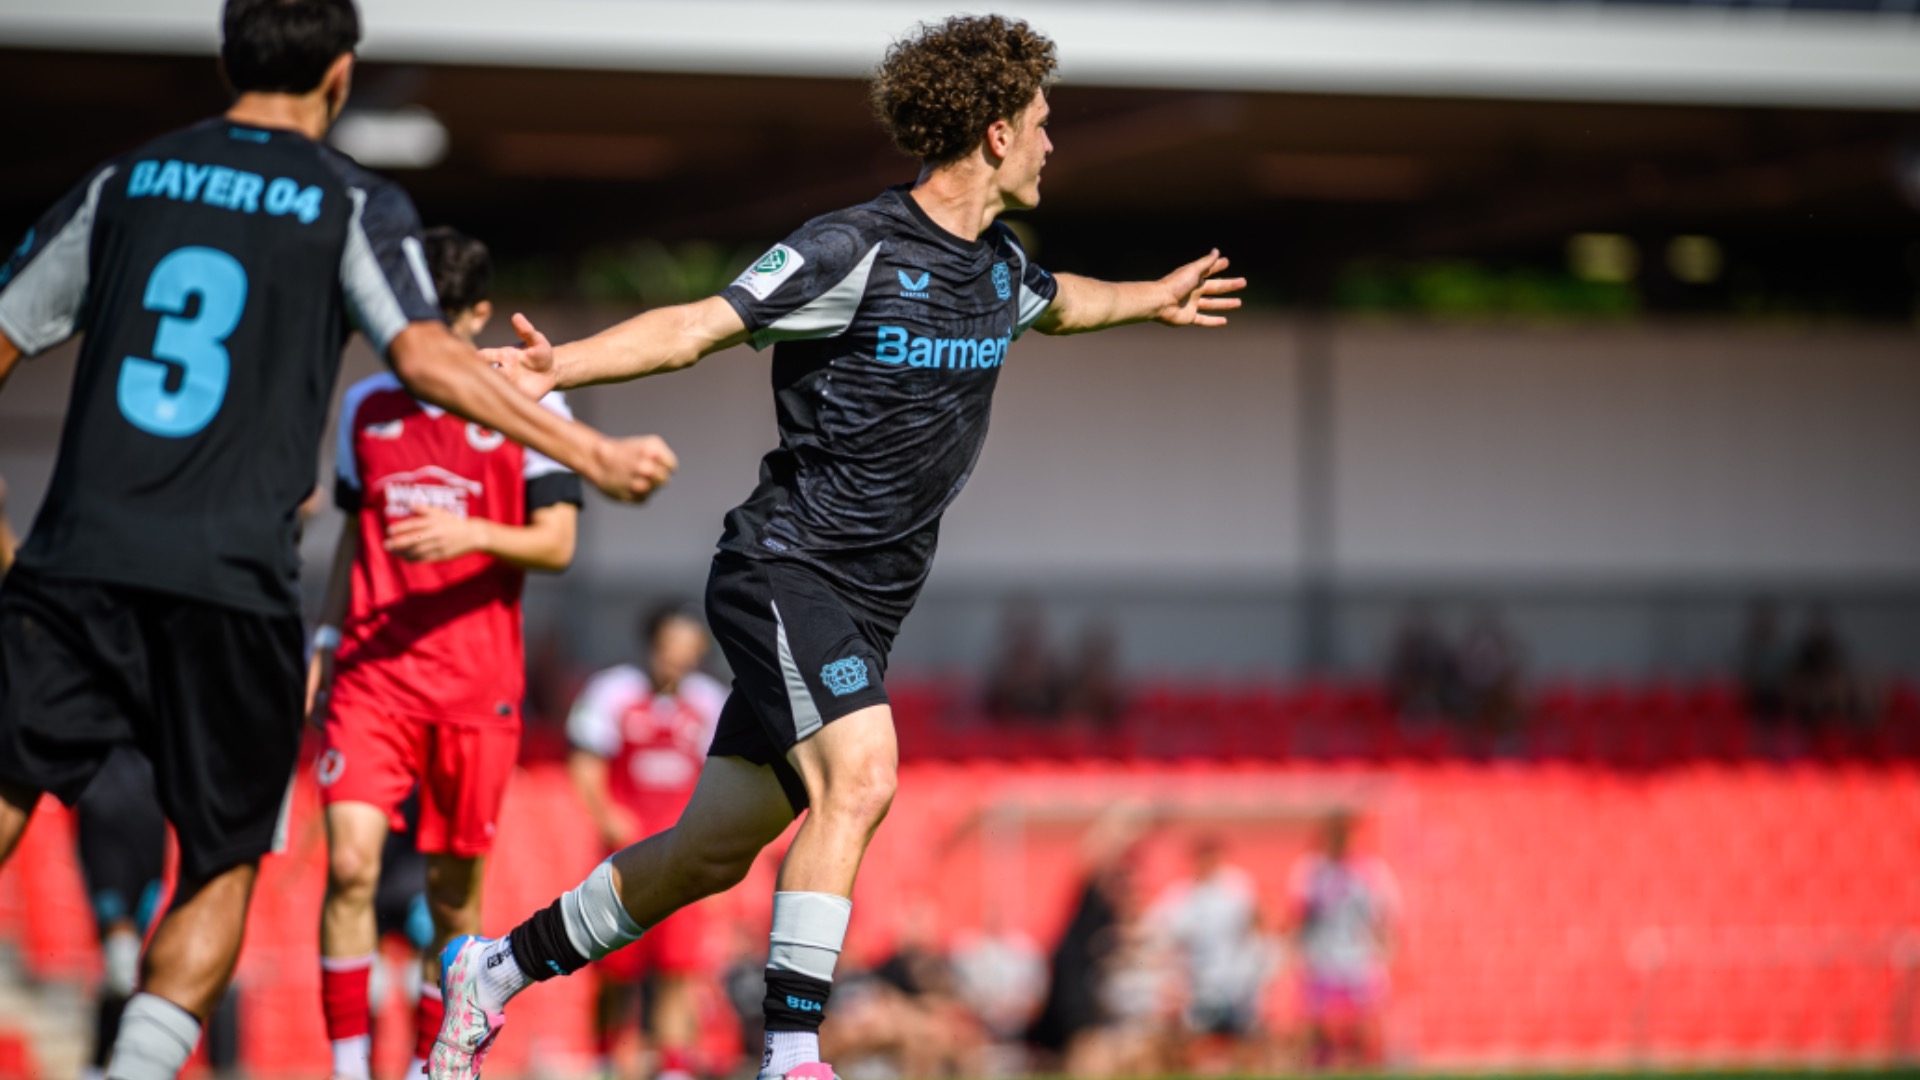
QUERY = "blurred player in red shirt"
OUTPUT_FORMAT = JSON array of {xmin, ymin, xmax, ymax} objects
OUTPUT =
[
  {"xmin": 309, "ymin": 227, "xmax": 584, "ymax": 1080},
  {"xmin": 567, "ymin": 604, "xmax": 726, "ymax": 1080}
]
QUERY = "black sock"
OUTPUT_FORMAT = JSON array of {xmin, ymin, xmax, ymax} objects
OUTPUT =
[
  {"xmin": 761, "ymin": 970, "xmax": 833, "ymax": 1034},
  {"xmin": 506, "ymin": 898, "xmax": 589, "ymax": 983}
]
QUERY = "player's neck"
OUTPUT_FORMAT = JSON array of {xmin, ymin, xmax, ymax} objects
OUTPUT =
[
  {"xmin": 908, "ymin": 166, "xmax": 1005, "ymax": 244},
  {"xmin": 225, "ymin": 93, "xmax": 333, "ymax": 143}
]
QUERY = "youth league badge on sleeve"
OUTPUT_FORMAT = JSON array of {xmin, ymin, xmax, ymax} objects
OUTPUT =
[{"xmin": 732, "ymin": 244, "xmax": 806, "ymax": 301}]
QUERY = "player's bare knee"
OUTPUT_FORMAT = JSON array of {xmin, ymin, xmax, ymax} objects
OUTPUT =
[
  {"xmin": 817, "ymin": 759, "xmax": 896, "ymax": 832},
  {"xmin": 325, "ymin": 844, "xmax": 381, "ymax": 899},
  {"xmin": 669, "ymin": 829, "xmax": 758, "ymax": 895}
]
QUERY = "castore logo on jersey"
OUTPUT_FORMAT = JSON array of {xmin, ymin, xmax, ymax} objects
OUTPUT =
[{"xmin": 897, "ymin": 268, "xmax": 931, "ymax": 299}]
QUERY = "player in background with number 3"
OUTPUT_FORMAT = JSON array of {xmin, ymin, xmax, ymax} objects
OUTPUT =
[{"xmin": 0, "ymin": 3, "xmax": 675, "ymax": 1079}]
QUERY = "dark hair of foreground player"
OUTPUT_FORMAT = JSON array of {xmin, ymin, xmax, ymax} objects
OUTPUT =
[
  {"xmin": 870, "ymin": 14, "xmax": 1059, "ymax": 166},
  {"xmin": 222, "ymin": 0, "xmax": 362, "ymax": 95}
]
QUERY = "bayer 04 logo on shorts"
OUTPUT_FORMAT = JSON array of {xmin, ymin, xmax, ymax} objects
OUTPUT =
[{"xmin": 820, "ymin": 656, "xmax": 870, "ymax": 697}]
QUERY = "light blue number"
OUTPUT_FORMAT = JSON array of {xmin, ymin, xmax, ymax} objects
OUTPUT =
[{"xmin": 117, "ymin": 246, "xmax": 247, "ymax": 437}]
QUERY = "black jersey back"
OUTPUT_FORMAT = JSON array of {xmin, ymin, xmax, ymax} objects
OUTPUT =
[
  {"xmin": 718, "ymin": 187, "xmax": 1057, "ymax": 626},
  {"xmin": 0, "ymin": 119, "xmax": 441, "ymax": 614}
]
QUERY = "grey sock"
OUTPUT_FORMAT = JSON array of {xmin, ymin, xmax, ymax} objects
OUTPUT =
[
  {"xmin": 766, "ymin": 891, "xmax": 852, "ymax": 983},
  {"xmin": 106, "ymin": 993, "xmax": 201, "ymax": 1080},
  {"xmin": 558, "ymin": 859, "xmax": 645, "ymax": 962}
]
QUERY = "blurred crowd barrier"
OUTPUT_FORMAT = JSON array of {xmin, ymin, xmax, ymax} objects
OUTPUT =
[{"xmin": 5, "ymin": 721, "xmax": 1918, "ymax": 1077}]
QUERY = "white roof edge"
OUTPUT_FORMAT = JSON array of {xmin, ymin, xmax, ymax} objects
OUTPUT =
[{"xmin": 2, "ymin": 0, "xmax": 1918, "ymax": 110}]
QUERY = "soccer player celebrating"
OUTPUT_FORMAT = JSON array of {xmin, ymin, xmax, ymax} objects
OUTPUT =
[
  {"xmin": 0, "ymin": 2, "xmax": 675, "ymax": 1077},
  {"xmin": 430, "ymin": 15, "xmax": 1244, "ymax": 1080},
  {"xmin": 566, "ymin": 603, "xmax": 727, "ymax": 1080},
  {"xmin": 309, "ymin": 226, "xmax": 585, "ymax": 1080}
]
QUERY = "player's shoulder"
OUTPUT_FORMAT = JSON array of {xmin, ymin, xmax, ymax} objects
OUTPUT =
[
  {"xmin": 313, "ymin": 143, "xmax": 423, "ymax": 224},
  {"xmin": 313, "ymin": 142, "xmax": 396, "ymax": 196},
  {"xmin": 778, "ymin": 188, "xmax": 938, "ymax": 261},
  {"xmin": 583, "ymin": 663, "xmax": 648, "ymax": 700},
  {"xmin": 681, "ymin": 670, "xmax": 727, "ymax": 707}
]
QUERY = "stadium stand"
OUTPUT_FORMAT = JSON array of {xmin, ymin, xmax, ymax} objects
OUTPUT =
[{"xmin": 5, "ymin": 683, "xmax": 1917, "ymax": 1074}]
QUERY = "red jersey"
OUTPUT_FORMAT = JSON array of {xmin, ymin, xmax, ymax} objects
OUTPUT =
[
  {"xmin": 567, "ymin": 665, "xmax": 726, "ymax": 830},
  {"xmin": 329, "ymin": 373, "xmax": 581, "ymax": 727}
]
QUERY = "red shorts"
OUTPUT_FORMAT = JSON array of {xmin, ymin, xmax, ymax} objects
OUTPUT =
[
  {"xmin": 595, "ymin": 893, "xmax": 708, "ymax": 980},
  {"xmin": 318, "ymin": 702, "xmax": 519, "ymax": 857}
]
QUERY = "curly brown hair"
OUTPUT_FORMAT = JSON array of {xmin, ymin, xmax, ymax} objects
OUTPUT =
[{"xmin": 870, "ymin": 15, "xmax": 1058, "ymax": 167}]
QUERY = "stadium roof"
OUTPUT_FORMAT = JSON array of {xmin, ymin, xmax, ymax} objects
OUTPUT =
[{"xmin": 3, "ymin": 0, "xmax": 1920, "ymax": 110}]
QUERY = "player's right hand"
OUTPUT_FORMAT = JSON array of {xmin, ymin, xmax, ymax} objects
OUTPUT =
[
  {"xmin": 590, "ymin": 434, "xmax": 678, "ymax": 503},
  {"xmin": 483, "ymin": 312, "xmax": 561, "ymax": 400}
]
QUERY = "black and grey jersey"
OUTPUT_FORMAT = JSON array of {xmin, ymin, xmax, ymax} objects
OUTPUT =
[
  {"xmin": 717, "ymin": 185, "xmax": 1058, "ymax": 626},
  {"xmin": 0, "ymin": 118, "xmax": 442, "ymax": 615}
]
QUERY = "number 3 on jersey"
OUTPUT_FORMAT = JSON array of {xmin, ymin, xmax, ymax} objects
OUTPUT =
[{"xmin": 117, "ymin": 246, "xmax": 247, "ymax": 437}]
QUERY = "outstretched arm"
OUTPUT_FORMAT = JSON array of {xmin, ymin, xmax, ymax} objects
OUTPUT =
[
  {"xmin": 388, "ymin": 321, "xmax": 677, "ymax": 503},
  {"xmin": 486, "ymin": 297, "xmax": 750, "ymax": 398},
  {"xmin": 1033, "ymin": 250, "xmax": 1246, "ymax": 336}
]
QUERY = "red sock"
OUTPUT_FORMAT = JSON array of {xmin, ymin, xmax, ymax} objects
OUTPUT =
[
  {"xmin": 659, "ymin": 1046, "xmax": 695, "ymax": 1077},
  {"xmin": 320, "ymin": 954, "xmax": 374, "ymax": 1043},
  {"xmin": 414, "ymin": 984, "xmax": 445, "ymax": 1064}
]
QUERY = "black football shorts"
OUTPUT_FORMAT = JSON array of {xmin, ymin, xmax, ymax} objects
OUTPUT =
[
  {"xmin": 704, "ymin": 554, "xmax": 894, "ymax": 812},
  {"xmin": 0, "ymin": 567, "xmax": 303, "ymax": 883}
]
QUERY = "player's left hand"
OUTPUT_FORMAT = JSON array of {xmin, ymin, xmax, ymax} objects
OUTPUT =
[
  {"xmin": 482, "ymin": 312, "xmax": 560, "ymax": 399},
  {"xmin": 385, "ymin": 508, "xmax": 488, "ymax": 563},
  {"xmin": 1155, "ymin": 249, "xmax": 1246, "ymax": 328}
]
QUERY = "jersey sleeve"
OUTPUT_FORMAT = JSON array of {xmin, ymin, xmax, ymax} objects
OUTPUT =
[
  {"xmin": 0, "ymin": 163, "xmax": 118, "ymax": 357},
  {"xmin": 1000, "ymin": 225, "xmax": 1058, "ymax": 339},
  {"xmin": 720, "ymin": 218, "xmax": 883, "ymax": 351},
  {"xmin": 524, "ymin": 391, "xmax": 585, "ymax": 511},
  {"xmin": 338, "ymin": 180, "xmax": 442, "ymax": 361},
  {"xmin": 567, "ymin": 668, "xmax": 631, "ymax": 758}
]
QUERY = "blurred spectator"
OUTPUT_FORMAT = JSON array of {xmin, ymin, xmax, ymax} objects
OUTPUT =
[
  {"xmin": 1736, "ymin": 599, "xmax": 1790, "ymax": 723},
  {"xmin": 952, "ymin": 906, "xmax": 1048, "ymax": 1044},
  {"xmin": 827, "ymin": 903, "xmax": 984, "ymax": 1078},
  {"xmin": 1456, "ymin": 609, "xmax": 1526, "ymax": 746},
  {"xmin": 1028, "ymin": 808, "xmax": 1150, "ymax": 1075},
  {"xmin": 1384, "ymin": 603, "xmax": 1459, "ymax": 721},
  {"xmin": 0, "ymin": 473, "xmax": 17, "ymax": 574},
  {"xmin": 1290, "ymin": 813, "xmax": 1398, "ymax": 1072},
  {"xmin": 1785, "ymin": 606, "xmax": 1867, "ymax": 726},
  {"xmin": 985, "ymin": 596, "xmax": 1065, "ymax": 720},
  {"xmin": 1061, "ymin": 619, "xmax": 1128, "ymax": 725},
  {"xmin": 1148, "ymin": 835, "xmax": 1274, "ymax": 1071}
]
